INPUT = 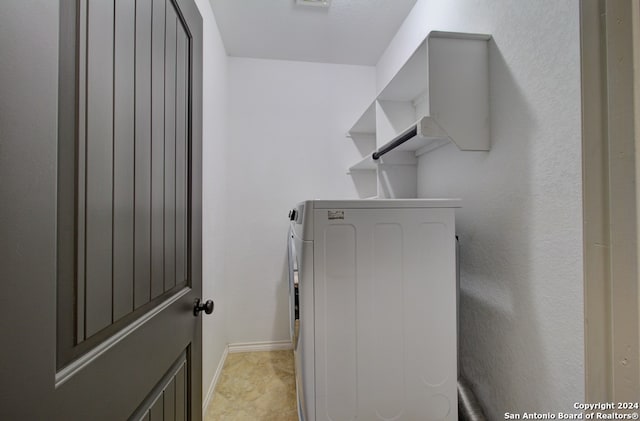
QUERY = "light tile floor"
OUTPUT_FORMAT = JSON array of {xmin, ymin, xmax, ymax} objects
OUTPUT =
[{"xmin": 205, "ymin": 350, "xmax": 298, "ymax": 421}]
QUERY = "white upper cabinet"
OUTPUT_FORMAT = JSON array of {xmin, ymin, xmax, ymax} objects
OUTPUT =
[
  {"xmin": 377, "ymin": 32, "xmax": 491, "ymax": 152},
  {"xmin": 347, "ymin": 31, "xmax": 492, "ymax": 198}
]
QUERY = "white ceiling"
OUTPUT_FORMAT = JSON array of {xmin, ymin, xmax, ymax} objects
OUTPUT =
[{"xmin": 208, "ymin": 0, "xmax": 419, "ymax": 66}]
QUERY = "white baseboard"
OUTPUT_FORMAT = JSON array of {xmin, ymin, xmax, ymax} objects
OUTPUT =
[
  {"xmin": 228, "ymin": 340, "xmax": 293, "ymax": 353},
  {"xmin": 202, "ymin": 344, "xmax": 229, "ymax": 415}
]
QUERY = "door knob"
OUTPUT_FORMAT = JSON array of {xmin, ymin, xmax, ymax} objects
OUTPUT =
[{"xmin": 193, "ymin": 298, "xmax": 214, "ymax": 316}]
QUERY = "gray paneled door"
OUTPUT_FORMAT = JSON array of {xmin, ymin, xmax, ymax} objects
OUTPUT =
[{"xmin": 0, "ymin": 0, "xmax": 204, "ymax": 419}]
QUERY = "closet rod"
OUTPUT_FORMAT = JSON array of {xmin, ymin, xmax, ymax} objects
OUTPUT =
[{"xmin": 372, "ymin": 125, "xmax": 417, "ymax": 160}]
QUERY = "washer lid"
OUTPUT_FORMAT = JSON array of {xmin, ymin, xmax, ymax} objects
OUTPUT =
[{"xmin": 311, "ymin": 198, "xmax": 461, "ymax": 209}]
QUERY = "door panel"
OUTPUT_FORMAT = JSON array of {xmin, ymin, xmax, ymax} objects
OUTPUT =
[
  {"xmin": 135, "ymin": 0, "xmax": 153, "ymax": 310},
  {"xmin": 150, "ymin": 399, "xmax": 164, "ymax": 421},
  {"xmin": 175, "ymin": 27, "xmax": 188, "ymax": 286},
  {"xmin": 176, "ymin": 362, "xmax": 187, "ymax": 421},
  {"xmin": 63, "ymin": 0, "xmax": 192, "ymax": 360},
  {"xmin": 164, "ymin": 8, "xmax": 178, "ymax": 293},
  {"xmin": 164, "ymin": 377, "xmax": 177, "ymax": 421},
  {"xmin": 113, "ymin": 0, "xmax": 136, "ymax": 322},
  {"xmin": 84, "ymin": 0, "xmax": 115, "ymax": 338},
  {"xmin": 130, "ymin": 352, "xmax": 188, "ymax": 421},
  {"xmin": 0, "ymin": 0, "xmax": 203, "ymax": 419},
  {"xmin": 151, "ymin": 0, "xmax": 167, "ymax": 301}
]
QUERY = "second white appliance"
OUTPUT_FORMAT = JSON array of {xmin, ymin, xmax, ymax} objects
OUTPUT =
[{"xmin": 288, "ymin": 199, "xmax": 460, "ymax": 421}]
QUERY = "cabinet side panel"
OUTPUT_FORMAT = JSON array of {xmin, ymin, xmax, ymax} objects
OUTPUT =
[
  {"xmin": 371, "ymin": 223, "xmax": 405, "ymax": 419},
  {"xmin": 314, "ymin": 218, "xmax": 358, "ymax": 421},
  {"xmin": 428, "ymin": 37, "xmax": 490, "ymax": 150},
  {"xmin": 298, "ymin": 240, "xmax": 315, "ymax": 421},
  {"xmin": 405, "ymin": 218, "xmax": 457, "ymax": 419}
]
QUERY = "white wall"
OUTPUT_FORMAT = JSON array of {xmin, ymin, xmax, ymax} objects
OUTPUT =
[
  {"xmin": 377, "ymin": 1, "xmax": 583, "ymax": 418},
  {"xmin": 195, "ymin": 0, "xmax": 229, "ymax": 408},
  {"xmin": 225, "ymin": 57, "xmax": 375, "ymax": 343}
]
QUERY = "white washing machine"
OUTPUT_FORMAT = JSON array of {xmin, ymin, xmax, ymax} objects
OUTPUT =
[{"xmin": 288, "ymin": 199, "xmax": 461, "ymax": 421}]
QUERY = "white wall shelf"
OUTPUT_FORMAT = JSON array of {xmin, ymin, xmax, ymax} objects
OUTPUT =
[
  {"xmin": 346, "ymin": 30, "xmax": 492, "ymax": 198},
  {"xmin": 348, "ymin": 155, "xmax": 376, "ymax": 172},
  {"xmin": 347, "ymin": 100, "xmax": 376, "ymax": 136}
]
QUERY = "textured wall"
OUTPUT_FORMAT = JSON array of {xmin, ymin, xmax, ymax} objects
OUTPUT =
[
  {"xmin": 224, "ymin": 57, "xmax": 375, "ymax": 343},
  {"xmin": 195, "ymin": 0, "xmax": 229, "ymax": 408},
  {"xmin": 378, "ymin": 0, "xmax": 584, "ymax": 418}
]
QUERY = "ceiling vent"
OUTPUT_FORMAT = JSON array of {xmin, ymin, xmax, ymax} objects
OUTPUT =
[{"xmin": 295, "ymin": 0, "xmax": 331, "ymax": 8}]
